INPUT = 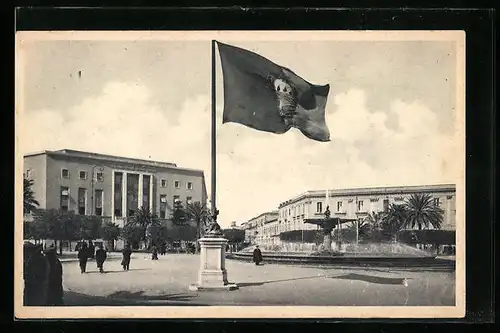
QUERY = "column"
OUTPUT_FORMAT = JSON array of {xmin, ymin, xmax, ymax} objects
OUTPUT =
[
  {"xmin": 138, "ymin": 174, "xmax": 143, "ymax": 210},
  {"xmin": 122, "ymin": 172, "xmax": 127, "ymax": 219},
  {"xmin": 149, "ymin": 175, "xmax": 153, "ymax": 213}
]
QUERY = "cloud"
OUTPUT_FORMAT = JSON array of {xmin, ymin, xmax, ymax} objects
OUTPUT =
[{"xmin": 19, "ymin": 83, "xmax": 460, "ymax": 227}]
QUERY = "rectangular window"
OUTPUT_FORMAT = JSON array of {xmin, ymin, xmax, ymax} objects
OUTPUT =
[
  {"xmin": 383, "ymin": 199, "xmax": 390, "ymax": 212},
  {"xmin": 114, "ymin": 172, "xmax": 123, "ymax": 217},
  {"xmin": 96, "ymin": 172, "xmax": 104, "ymax": 182},
  {"xmin": 61, "ymin": 169, "xmax": 70, "ymax": 178},
  {"xmin": 142, "ymin": 175, "xmax": 151, "ymax": 210},
  {"xmin": 187, "ymin": 182, "xmax": 193, "ymax": 190},
  {"xmin": 95, "ymin": 190, "xmax": 103, "ymax": 216},
  {"xmin": 78, "ymin": 188, "xmax": 87, "ymax": 215},
  {"xmin": 60, "ymin": 186, "xmax": 69, "ymax": 211},
  {"xmin": 127, "ymin": 173, "xmax": 139, "ymax": 217},
  {"xmin": 337, "ymin": 201, "xmax": 343, "ymax": 211},
  {"xmin": 316, "ymin": 202, "xmax": 323, "ymax": 213},
  {"xmin": 186, "ymin": 196, "xmax": 192, "ymax": 205},
  {"xmin": 173, "ymin": 195, "xmax": 180, "ymax": 207},
  {"xmin": 357, "ymin": 200, "xmax": 364, "ymax": 211},
  {"xmin": 160, "ymin": 194, "xmax": 167, "ymax": 218},
  {"xmin": 161, "ymin": 179, "xmax": 167, "ymax": 188},
  {"xmin": 79, "ymin": 171, "xmax": 87, "ymax": 180},
  {"xmin": 434, "ymin": 198, "xmax": 441, "ymax": 206},
  {"xmin": 174, "ymin": 181, "xmax": 180, "ymax": 189}
]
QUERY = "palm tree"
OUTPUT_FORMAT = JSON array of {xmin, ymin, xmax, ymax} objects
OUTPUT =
[
  {"xmin": 347, "ymin": 218, "xmax": 372, "ymax": 241},
  {"xmin": 381, "ymin": 204, "xmax": 408, "ymax": 241},
  {"xmin": 364, "ymin": 211, "xmax": 385, "ymax": 232},
  {"xmin": 23, "ymin": 177, "xmax": 39, "ymax": 215},
  {"xmin": 186, "ymin": 201, "xmax": 210, "ymax": 241},
  {"xmin": 129, "ymin": 206, "xmax": 159, "ymax": 249},
  {"xmin": 404, "ymin": 193, "xmax": 444, "ymax": 231}
]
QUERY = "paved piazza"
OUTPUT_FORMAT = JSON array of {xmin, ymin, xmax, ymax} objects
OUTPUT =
[{"xmin": 61, "ymin": 253, "xmax": 455, "ymax": 306}]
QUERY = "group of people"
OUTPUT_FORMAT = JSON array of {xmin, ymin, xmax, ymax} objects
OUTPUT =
[
  {"xmin": 77, "ymin": 241, "xmax": 133, "ymax": 273},
  {"xmin": 77, "ymin": 241, "xmax": 108, "ymax": 273},
  {"xmin": 23, "ymin": 242, "xmax": 64, "ymax": 306}
]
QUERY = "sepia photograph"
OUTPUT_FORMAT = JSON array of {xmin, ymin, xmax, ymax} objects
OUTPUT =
[{"xmin": 15, "ymin": 30, "xmax": 465, "ymax": 319}]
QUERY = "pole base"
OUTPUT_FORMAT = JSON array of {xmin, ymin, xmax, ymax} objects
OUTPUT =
[{"xmin": 188, "ymin": 283, "xmax": 239, "ymax": 292}]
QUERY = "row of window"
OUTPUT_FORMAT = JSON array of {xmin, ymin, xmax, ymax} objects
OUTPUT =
[
  {"xmin": 281, "ymin": 197, "xmax": 446, "ymax": 217},
  {"xmin": 60, "ymin": 186, "xmax": 193, "ymax": 218},
  {"xmin": 59, "ymin": 168, "xmax": 194, "ymax": 190}
]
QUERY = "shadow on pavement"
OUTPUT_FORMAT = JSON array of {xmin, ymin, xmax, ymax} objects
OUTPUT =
[
  {"xmin": 84, "ymin": 269, "xmax": 151, "ymax": 274},
  {"xmin": 107, "ymin": 290, "xmax": 196, "ymax": 301},
  {"xmin": 236, "ymin": 274, "xmax": 329, "ymax": 288},
  {"xmin": 332, "ymin": 273, "xmax": 410, "ymax": 285},
  {"xmin": 63, "ymin": 290, "xmax": 205, "ymax": 306}
]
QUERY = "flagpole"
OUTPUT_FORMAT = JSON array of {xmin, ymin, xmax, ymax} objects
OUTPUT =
[{"xmin": 211, "ymin": 40, "xmax": 217, "ymax": 215}]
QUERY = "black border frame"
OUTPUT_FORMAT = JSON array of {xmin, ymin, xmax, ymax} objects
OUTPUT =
[{"xmin": 7, "ymin": 6, "xmax": 495, "ymax": 327}]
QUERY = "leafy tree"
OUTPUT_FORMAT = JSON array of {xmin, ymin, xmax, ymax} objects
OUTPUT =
[
  {"xmin": 146, "ymin": 219, "xmax": 169, "ymax": 247},
  {"xmin": 222, "ymin": 228, "xmax": 245, "ymax": 244},
  {"xmin": 404, "ymin": 193, "xmax": 444, "ymax": 230},
  {"xmin": 99, "ymin": 221, "xmax": 121, "ymax": 251},
  {"xmin": 77, "ymin": 215, "xmax": 102, "ymax": 240},
  {"xmin": 32, "ymin": 209, "xmax": 80, "ymax": 254},
  {"xmin": 121, "ymin": 222, "xmax": 144, "ymax": 249},
  {"xmin": 186, "ymin": 201, "xmax": 210, "ymax": 240},
  {"xmin": 172, "ymin": 199, "xmax": 187, "ymax": 226},
  {"xmin": 23, "ymin": 177, "xmax": 39, "ymax": 215}
]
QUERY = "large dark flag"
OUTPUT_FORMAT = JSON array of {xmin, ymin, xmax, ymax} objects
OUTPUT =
[{"xmin": 217, "ymin": 41, "xmax": 331, "ymax": 142}]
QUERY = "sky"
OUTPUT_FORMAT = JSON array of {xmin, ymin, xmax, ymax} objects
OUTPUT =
[{"xmin": 17, "ymin": 35, "xmax": 462, "ymax": 228}]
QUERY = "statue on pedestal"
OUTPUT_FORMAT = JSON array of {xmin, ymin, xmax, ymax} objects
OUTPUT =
[{"xmin": 205, "ymin": 208, "xmax": 223, "ymax": 237}]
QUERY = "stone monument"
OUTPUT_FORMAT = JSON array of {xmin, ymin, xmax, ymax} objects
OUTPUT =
[{"xmin": 189, "ymin": 208, "xmax": 239, "ymax": 291}]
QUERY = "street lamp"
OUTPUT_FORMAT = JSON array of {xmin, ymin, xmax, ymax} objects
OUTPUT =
[{"xmin": 90, "ymin": 165, "xmax": 104, "ymax": 215}]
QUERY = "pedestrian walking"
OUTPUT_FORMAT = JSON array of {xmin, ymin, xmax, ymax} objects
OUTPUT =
[
  {"xmin": 44, "ymin": 245, "xmax": 64, "ymax": 306},
  {"xmin": 252, "ymin": 245, "xmax": 263, "ymax": 266},
  {"xmin": 151, "ymin": 245, "xmax": 158, "ymax": 260},
  {"xmin": 121, "ymin": 244, "xmax": 132, "ymax": 271},
  {"xmin": 77, "ymin": 242, "xmax": 89, "ymax": 274},
  {"xmin": 95, "ymin": 244, "xmax": 107, "ymax": 273}
]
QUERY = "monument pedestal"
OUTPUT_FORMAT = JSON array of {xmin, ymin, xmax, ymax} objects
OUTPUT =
[{"xmin": 189, "ymin": 236, "xmax": 238, "ymax": 291}]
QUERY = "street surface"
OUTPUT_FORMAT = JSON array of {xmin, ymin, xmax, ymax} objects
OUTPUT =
[{"xmin": 61, "ymin": 253, "xmax": 455, "ymax": 306}]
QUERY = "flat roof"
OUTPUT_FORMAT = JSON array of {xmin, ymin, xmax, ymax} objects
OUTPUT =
[
  {"xmin": 279, "ymin": 184, "xmax": 456, "ymax": 208},
  {"xmin": 23, "ymin": 149, "xmax": 205, "ymax": 175}
]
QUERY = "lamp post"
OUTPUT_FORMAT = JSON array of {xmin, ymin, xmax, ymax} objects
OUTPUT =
[{"xmin": 90, "ymin": 166, "xmax": 104, "ymax": 216}]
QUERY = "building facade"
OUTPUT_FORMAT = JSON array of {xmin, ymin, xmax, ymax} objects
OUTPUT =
[
  {"xmin": 246, "ymin": 184, "xmax": 456, "ymax": 247},
  {"xmin": 23, "ymin": 149, "xmax": 208, "ymax": 228},
  {"xmin": 243, "ymin": 211, "xmax": 278, "ymax": 245}
]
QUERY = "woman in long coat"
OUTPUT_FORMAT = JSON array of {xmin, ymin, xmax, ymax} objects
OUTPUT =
[
  {"xmin": 252, "ymin": 245, "xmax": 263, "ymax": 266},
  {"xmin": 121, "ymin": 244, "xmax": 132, "ymax": 271},
  {"xmin": 44, "ymin": 246, "xmax": 64, "ymax": 306}
]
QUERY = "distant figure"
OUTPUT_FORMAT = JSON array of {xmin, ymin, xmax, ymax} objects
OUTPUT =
[
  {"xmin": 151, "ymin": 245, "xmax": 159, "ymax": 260},
  {"xmin": 95, "ymin": 245, "xmax": 107, "ymax": 273},
  {"xmin": 44, "ymin": 246, "xmax": 64, "ymax": 306},
  {"xmin": 121, "ymin": 245, "xmax": 132, "ymax": 271},
  {"xmin": 77, "ymin": 243, "xmax": 89, "ymax": 274},
  {"xmin": 252, "ymin": 245, "xmax": 263, "ymax": 266},
  {"xmin": 23, "ymin": 242, "xmax": 49, "ymax": 306}
]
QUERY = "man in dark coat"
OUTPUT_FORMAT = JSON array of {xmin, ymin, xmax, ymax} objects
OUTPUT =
[
  {"xmin": 121, "ymin": 244, "xmax": 132, "ymax": 271},
  {"xmin": 88, "ymin": 240, "xmax": 95, "ymax": 259},
  {"xmin": 44, "ymin": 246, "xmax": 64, "ymax": 306},
  {"xmin": 95, "ymin": 244, "xmax": 107, "ymax": 273},
  {"xmin": 23, "ymin": 242, "xmax": 49, "ymax": 306},
  {"xmin": 252, "ymin": 245, "xmax": 263, "ymax": 266},
  {"xmin": 77, "ymin": 242, "xmax": 88, "ymax": 273},
  {"xmin": 151, "ymin": 245, "xmax": 159, "ymax": 260}
]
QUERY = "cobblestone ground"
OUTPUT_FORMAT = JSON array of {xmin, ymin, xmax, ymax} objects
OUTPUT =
[{"xmin": 61, "ymin": 253, "xmax": 455, "ymax": 306}]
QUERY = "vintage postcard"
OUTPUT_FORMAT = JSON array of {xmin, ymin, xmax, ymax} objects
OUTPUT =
[{"xmin": 15, "ymin": 30, "xmax": 465, "ymax": 319}]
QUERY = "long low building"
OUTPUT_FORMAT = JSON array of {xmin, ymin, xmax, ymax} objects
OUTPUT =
[
  {"xmin": 23, "ymin": 149, "xmax": 208, "ymax": 230},
  {"xmin": 244, "ymin": 184, "xmax": 456, "ymax": 248}
]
